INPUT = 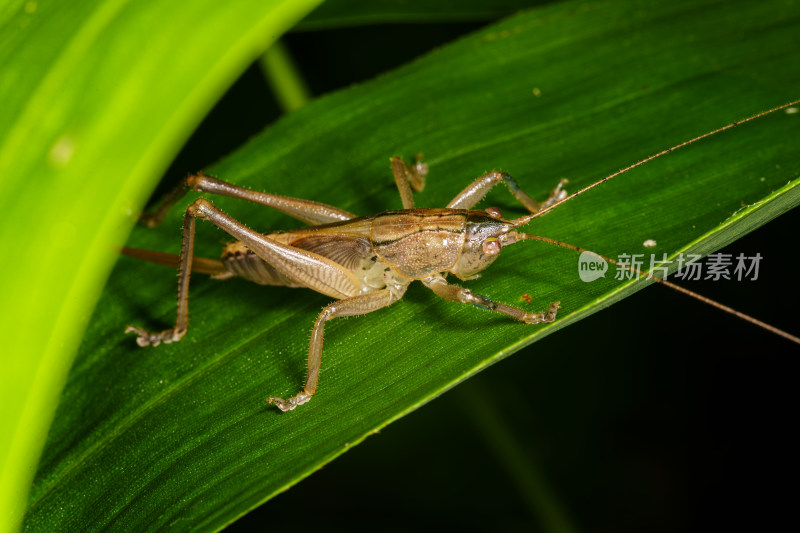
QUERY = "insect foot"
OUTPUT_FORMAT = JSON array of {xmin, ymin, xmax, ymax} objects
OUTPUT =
[
  {"xmin": 267, "ymin": 392, "xmax": 312, "ymax": 412},
  {"xmin": 542, "ymin": 179, "xmax": 569, "ymax": 208},
  {"xmin": 522, "ymin": 301, "xmax": 560, "ymax": 324},
  {"xmin": 413, "ymin": 153, "xmax": 429, "ymax": 183},
  {"xmin": 124, "ymin": 325, "xmax": 185, "ymax": 347}
]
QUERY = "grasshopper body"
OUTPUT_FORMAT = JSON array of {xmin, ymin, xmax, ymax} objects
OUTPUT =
[{"xmin": 125, "ymin": 157, "xmax": 564, "ymax": 411}]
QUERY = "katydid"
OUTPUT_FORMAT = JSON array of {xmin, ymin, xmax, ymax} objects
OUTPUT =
[{"xmin": 124, "ymin": 99, "xmax": 800, "ymax": 411}]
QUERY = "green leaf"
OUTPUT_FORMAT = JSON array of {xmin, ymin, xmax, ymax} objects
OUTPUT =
[
  {"xmin": 295, "ymin": 0, "xmax": 546, "ymax": 29},
  {"xmin": 0, "ymin": 0, "xmax": 323, "ymax": 530},
  {"xmin": 24, "ymin": 0, "xmax": 800, "ymax": 530}
]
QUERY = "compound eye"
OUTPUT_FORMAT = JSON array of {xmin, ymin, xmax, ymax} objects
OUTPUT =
[
  {"xmin": 485, "ymin": 207, "xmax": 502, "ymax": 218},
  {"xmin": 482, "ymin": 239, "xmax": 501, "ymax": 255}
]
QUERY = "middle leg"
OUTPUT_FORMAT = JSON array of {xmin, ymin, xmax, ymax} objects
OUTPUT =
[{"xmin": 268, "ymin": 287, "xmax": 407, "ymax": 412}]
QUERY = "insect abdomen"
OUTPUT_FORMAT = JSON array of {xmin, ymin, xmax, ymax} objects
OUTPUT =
[{"xmin": 221, "ymin": 242, "xmax": 302, "ymax": 287}]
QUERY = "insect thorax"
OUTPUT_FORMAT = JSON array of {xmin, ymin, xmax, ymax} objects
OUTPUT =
[{"xmin": 370, "ymin": 209, "xmax": 468, "ymax": 279}]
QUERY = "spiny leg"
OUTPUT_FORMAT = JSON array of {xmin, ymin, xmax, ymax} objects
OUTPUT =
[
  {"xmin": 127, "ymin": 198, "xmax": 364, "ymax": 347},
  {"xmin": 139, "ymin": 173, "xmax": 357, "ymax": 228},
  {"xmin": 268, "ymin": 287, "xmax": 406, "ymax": 412},
  {"xmin": 188, "ymin": 199, "xmax": 362, "ymax": 300},
  {"xmin": 390, "ymin": 155, "xmax": 428, "ymax": 209},
  {"xmin": 422, "ymin": 274, "xmax": 559, "ymax": 324},
  {"xmin": 125, "ymin": 211, "xmax": 196, "ymax": 346},
  {"xmin": 447, "ymin": 170, "xmax": 567, "ymax": 213}
]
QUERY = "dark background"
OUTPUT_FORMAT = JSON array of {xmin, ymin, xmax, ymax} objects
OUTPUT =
[{"xmin": 159, "ymin": 19, "xmax": 798, "ymax": 533}]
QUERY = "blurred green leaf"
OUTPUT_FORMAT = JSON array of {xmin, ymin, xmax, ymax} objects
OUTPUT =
[
  {"xmin": 0, "ymin": 0, "xmax": 322, "ymax": 530},
  {"xmin": 23, "ymin": 0, "xmax": 800, "ymax": 530}
]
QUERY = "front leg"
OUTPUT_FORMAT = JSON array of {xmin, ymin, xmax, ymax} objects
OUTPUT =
[
  {"xmin": 268, "ymin": 287, "xmax": 406, "ymax": 412},
  {"xmin": 422, "ymin": 274, "xmax": 560, "ymax": 324},
  {"xmin": 447, "ymin": 170, "xmax": 567, "ymax": 213}
]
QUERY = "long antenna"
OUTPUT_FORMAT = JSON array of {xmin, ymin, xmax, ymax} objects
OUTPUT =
[
  {"xmin": 509, "ymin": 98, "xmax": 800, "ymax": 344},
  {"xmin": 511, "ymin": 98, "xmax": 800, "ymax": 228},
  {"xmin": 517, "ymin": 234, "xmax": 800, "ymax": 345}
]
